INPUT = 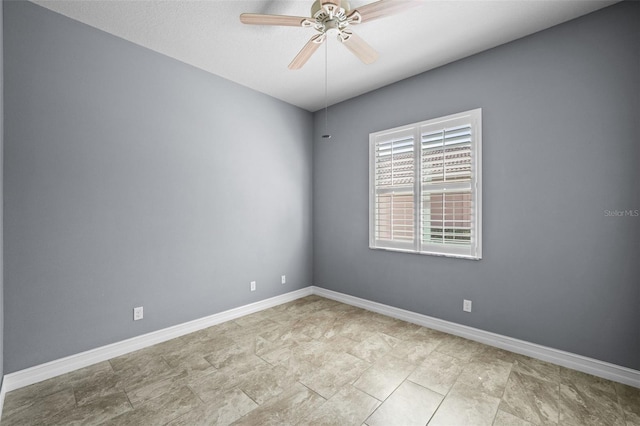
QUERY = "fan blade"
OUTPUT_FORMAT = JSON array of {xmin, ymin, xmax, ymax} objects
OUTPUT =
[
  {"xmin": 339, "ymin": 31, "xmax": 379, "ymax": 64},
  {"xmin": 240, "ymin": 13, "xmax": 314, "ymax": 27},
  {"xmin": 289, "ymin": 34, "xmax": 326, "ymax": 70},
  {"xmin": 348, "ymin": 0, "xmax": 422, "ymax": 23}
]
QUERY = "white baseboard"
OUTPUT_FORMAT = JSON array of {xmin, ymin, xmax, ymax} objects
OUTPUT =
[
  {"xmin": 311, "ymin": 286, "xmax": 640, "ymax": 389},
  {"xmin": 2, "ymin": 285, "xmax": 638, "ymax": 395},
  {"xmin": 1, "ymin": 287, "xmax": 313, "ymax": 393}
]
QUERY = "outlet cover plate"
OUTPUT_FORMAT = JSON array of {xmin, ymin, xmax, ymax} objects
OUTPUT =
[
  {"xmin": 463, "ymin": 299, "xmax": 472, "ymax": 312},
  {"xmin": 133, "ymin": 306, "xmax": 144, "ymax": 320}
]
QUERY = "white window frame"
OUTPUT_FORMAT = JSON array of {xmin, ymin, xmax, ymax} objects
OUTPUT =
[{"xmin": 369, "ymin": 109, "xmax": 482, "ymax": 260}]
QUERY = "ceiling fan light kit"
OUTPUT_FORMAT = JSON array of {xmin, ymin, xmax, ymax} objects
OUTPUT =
[{"xmin": 240, "ymin": 0, "xmax": 420, "ymax": 70}]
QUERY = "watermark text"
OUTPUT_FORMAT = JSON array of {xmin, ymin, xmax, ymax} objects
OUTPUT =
[{"xmin": 604, "ymin": 209, "xmax": 639, "ymax": 217}]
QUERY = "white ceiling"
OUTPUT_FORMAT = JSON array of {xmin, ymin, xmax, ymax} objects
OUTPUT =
[{"xmin": 32, "ymin": 0, "xmax": 617, "ymax": 112}]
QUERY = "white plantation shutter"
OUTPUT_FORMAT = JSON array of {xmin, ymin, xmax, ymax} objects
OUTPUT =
[
  {"xmin": 370, "ymin": 109, "xmax": 481, "ymax": 259},
  {"xmin": 372, "ymin": 129, "xmax": 416, "ymax": 250},
  {"xmin": 420, "ymin": 116, "xmax": 478, "ymax": 257}
]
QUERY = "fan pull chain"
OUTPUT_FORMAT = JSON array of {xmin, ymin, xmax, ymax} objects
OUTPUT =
[{"xmin": 322, "ymin": 40, "xmax": 331, "ymax": 139}]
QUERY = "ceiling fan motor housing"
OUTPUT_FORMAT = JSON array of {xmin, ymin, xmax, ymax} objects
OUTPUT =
[{"xmin": 311, "ymin": 0, "xmax": 360, "ymax": 39}]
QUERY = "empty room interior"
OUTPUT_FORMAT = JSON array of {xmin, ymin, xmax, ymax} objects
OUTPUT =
[{"xmin": 0, "ymin": 0, "xmax": 639, "ymax": 424}]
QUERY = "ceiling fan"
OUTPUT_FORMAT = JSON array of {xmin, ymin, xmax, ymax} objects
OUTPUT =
[{"xmin": 240, "ymin": 0, "xmax": 420, "ymax": 70}]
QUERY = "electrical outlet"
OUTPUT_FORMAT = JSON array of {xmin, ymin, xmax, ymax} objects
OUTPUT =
[
  {"xmin": 463, "ymin": 299, "xmax": 472, "ymax": 312},
  {"xmin": 133, "ymin": 306, "xmax": 144, "ymax": 321},
  {"xmin": 250, "ymin": 281, "xmax": 256, "ymax": 292},
  {"xmin": 281, "ymin": 275, "xmax": 286, "ymax": 284}
]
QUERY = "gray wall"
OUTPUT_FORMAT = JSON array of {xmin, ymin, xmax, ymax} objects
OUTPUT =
[
  {"xmin": 313, "ymin": 1, "xmax": 640, "ymax": 370},
  {"xmin": 4, "ymin": 1, "xmax": 313, "ymax": 373},
  {"xmin": 1, "ymin": 0, "xmax": 5, "ymax": 385}
]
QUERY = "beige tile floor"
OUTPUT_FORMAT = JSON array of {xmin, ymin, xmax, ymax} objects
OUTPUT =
[{"xmin": 2, "ymin": 295, "xmax": 639, "ymax": 425}]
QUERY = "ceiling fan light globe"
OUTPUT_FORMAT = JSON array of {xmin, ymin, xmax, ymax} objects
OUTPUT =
[{"xmin": 325, "ymin": 19, "xmax": 340, "ymax": 31}]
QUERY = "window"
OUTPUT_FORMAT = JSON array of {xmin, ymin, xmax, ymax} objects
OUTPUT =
[{"xmin": 369, "ymin": 109, "xmax": 482, "ymax": 259}]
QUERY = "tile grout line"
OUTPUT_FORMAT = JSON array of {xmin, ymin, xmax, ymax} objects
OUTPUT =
[{"xmin": 490, "ymin": 364, "xmax": 514, "ymax": 426}]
